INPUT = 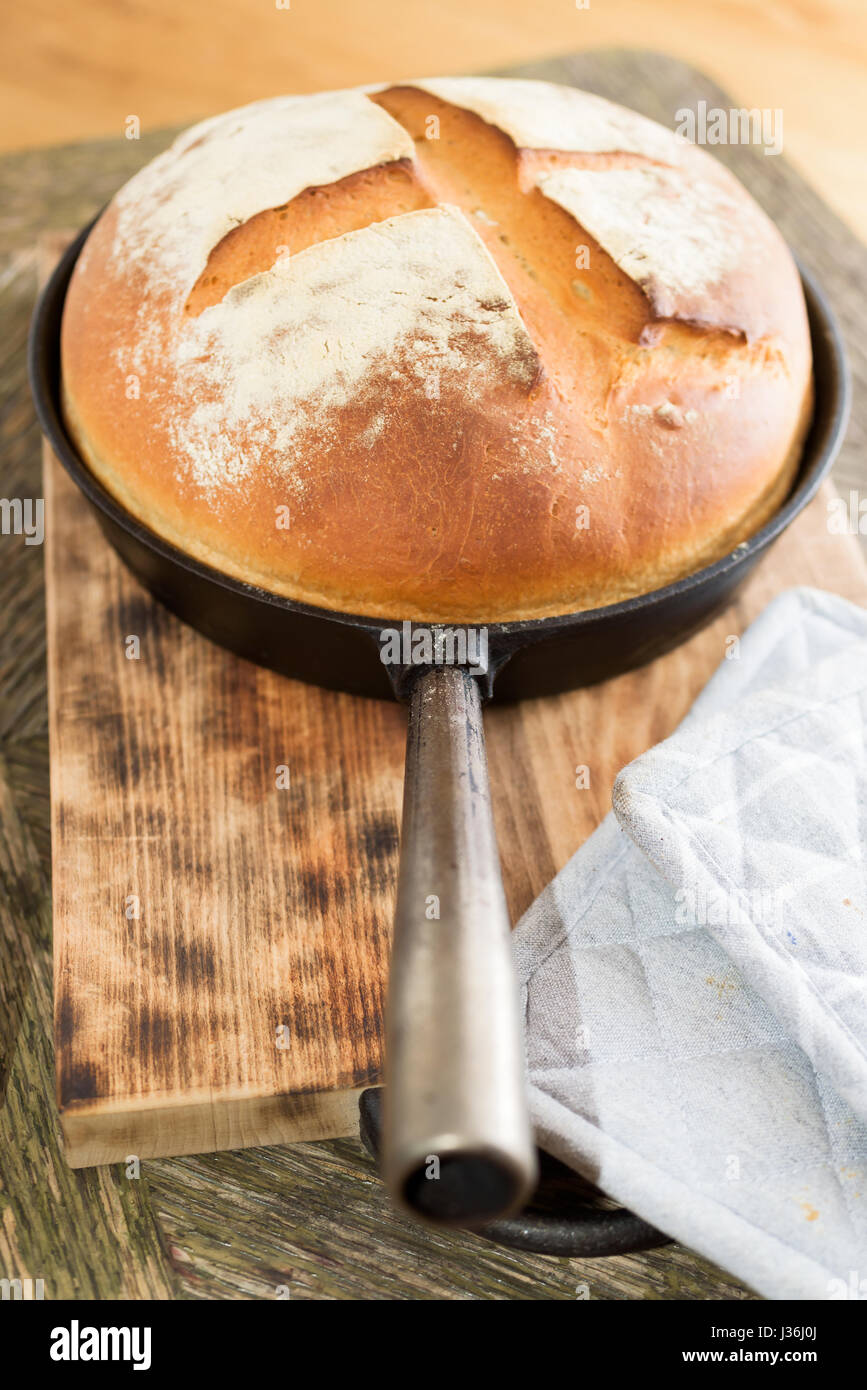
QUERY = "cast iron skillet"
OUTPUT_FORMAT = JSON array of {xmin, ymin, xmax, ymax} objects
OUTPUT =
[{"xmin": 31, "ymin": 219, "xmax": 850, "ymax": 1254}]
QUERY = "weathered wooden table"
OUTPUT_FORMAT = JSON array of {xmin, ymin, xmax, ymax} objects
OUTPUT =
[{"xmin": 2, "ymin": 50, "xmax": 866, "ymax": 1299}]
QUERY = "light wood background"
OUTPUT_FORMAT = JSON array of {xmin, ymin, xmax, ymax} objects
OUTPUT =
[{"xmin": 5, "ymin": 1, "xmax": 867, "ymax": 239}]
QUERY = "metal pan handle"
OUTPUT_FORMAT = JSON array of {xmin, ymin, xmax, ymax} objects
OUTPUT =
[{"xmin": 383, "ymin": 665, "xmax": 537, "ymax": 1226}]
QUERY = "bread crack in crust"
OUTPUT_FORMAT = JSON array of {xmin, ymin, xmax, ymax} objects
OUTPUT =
[{"xmin": 61, "ymin": 77, "xmax": 812, "ymax": 622}]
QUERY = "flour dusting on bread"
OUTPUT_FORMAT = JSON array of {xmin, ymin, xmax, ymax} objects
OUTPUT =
[
  {"xmin": 110, "ymin": 91, "xmax": 415, "ymax": 293},
  {"xmin": 539, "ymin": 166, "xmax": 746, "ymax": 327},
  {"xmin": 170, "ymin": 206, "xmax": 541, "ymax": 491},
  {"xmin": 406, "ymin": 77, "xmax": 684, "ymax": 164}
]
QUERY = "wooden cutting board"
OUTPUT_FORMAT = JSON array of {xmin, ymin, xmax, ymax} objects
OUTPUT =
[{"xmin": 44, "ymin": 240, "xmax": 867, "ymax": 1168}]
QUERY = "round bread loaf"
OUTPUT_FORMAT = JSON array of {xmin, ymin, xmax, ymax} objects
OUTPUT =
[{"xmin": 61, "ymin": 77, "xmax": 812, "ymax": 622}]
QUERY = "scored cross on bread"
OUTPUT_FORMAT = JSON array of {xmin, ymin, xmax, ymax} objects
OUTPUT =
[{"xmin": 60, "ymin": 78, "xmax": 812, "ymax": 622}]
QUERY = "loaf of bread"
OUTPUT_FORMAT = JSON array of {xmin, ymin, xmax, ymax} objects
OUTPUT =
[{"xmin": 61, "ymin": 78, "xmax": 812, "ymax": 621}]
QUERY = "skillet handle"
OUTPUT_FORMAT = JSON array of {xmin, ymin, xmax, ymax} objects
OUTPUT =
[{"xmin": 383, "ymin": 665, "xmax": 537, "ymax": 1226}]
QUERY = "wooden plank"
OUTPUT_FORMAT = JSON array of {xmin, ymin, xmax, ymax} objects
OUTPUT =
[{"xmin": 45, "ymin": 445, "xmax": 404, "ymax": 1165}]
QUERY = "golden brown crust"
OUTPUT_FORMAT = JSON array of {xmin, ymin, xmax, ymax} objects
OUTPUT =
[{"xmin": 60, "ymin": 78, "xmax": 813, "ymax": 622}]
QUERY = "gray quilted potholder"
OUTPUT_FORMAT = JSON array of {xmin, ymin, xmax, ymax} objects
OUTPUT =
[{"xmin": 513, "ymin": 588, "xmax": 867, "ymax": 1300}]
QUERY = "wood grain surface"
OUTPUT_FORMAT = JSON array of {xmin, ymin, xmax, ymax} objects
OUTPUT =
[
  {"xmin": 3, "ymin": 49, "xmax": 867, "ymax": 1300},
  {"xmin": 46, "ymin": 427, "xmax": 401, "ymax": 1165}
]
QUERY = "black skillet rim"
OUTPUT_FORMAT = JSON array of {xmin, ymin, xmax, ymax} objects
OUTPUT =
[{"xmin": 29, "ymin": 216, "xmax": 851, "ymax": 656}]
